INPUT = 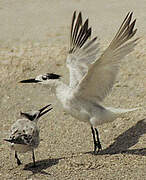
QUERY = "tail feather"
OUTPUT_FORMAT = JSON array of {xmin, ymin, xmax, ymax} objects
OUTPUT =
[{"xmin": 106, "ymin": 107, "xmax": 140, "ymax": 114}]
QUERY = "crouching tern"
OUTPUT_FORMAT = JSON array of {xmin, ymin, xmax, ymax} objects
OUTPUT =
[
  {"xmin": 4, "ymin": 104, "xmax": 52, "ymax": 166},
  {"xmin": 20, "ymin": 11, "xmax": 139, "ymax": 154}
]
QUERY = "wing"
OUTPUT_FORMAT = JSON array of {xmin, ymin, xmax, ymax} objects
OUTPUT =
[
  {"xmin": 4, "ymin": 134, "xmax": 32, "ymax": 145},
  {"xmin": 6, "ymin": 120, "xmax": 39, "ymax": 146},
  {"xmin": 75, "ymin": 12, "xmax": 138, "ymax": 103},
  {"xmin": 66, "ymin": 11, "xmax": 100, "ymax": 87}
]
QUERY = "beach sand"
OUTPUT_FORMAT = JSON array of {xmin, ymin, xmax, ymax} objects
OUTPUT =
[{"xmin": 0, "ymin": 0, "xmax": 146, "ymax": 179}]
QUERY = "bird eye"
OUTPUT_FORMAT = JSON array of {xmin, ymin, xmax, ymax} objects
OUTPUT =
[{"xmin": 42, "ymin": 75, "xmax": 47, "ymax": 80}]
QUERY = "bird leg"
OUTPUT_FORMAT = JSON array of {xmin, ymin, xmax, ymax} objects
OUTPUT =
[
  {"xmin": 15, "ymin": 151, "xmax": 22, "ymax": 165},
  {"xmin": 91, "ymin": 126, "xmax": 97, "ymax": 153},
  {"xmin": 32, "ymin": 150, "xmax": 36, "ymax": 167},
  {"xmin": 95, "ymin": 128, "xmax": 102, "ymax": 152},
  {"xmin": 91, "ymin": 127, "xmax": 102, "ymax": 154}
]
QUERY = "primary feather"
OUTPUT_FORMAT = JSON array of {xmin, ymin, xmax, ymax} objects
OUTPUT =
[
  {"xmin": 67, "ymin": 11, "xmax": 100, "ymax": 88},
  {"xmin": 75, "ymin": 12, "xmax": 138, "ymax": 103}
]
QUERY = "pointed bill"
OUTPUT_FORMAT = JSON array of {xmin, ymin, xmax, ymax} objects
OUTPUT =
[
  {"xmin": 19, "ymin": 79, "xmax": 41, "ymax": 83},
  {"xmin": 38, "ymin": 104, "xmax": 53, "ymax": 118}
]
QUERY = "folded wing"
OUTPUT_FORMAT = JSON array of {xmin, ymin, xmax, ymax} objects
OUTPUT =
[
  {"xmin": 4, "ymin": 134, "xmax": 32, "ymax": 145},
  {"xmin": 5, "ymin": 121, "xmax": 39, "ymax": 146},
  {"xmin": 75, "ymin": 12, "xmax": 138, "ymax": 103}
]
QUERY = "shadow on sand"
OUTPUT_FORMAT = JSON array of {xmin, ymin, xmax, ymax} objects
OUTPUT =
[
  {"xmin": 86, "ymin": 119, "xmax": 146, "ymax": 156},
  {"xmin": 23, "ymin": 118, "xmax": 146, "ymax": 176},
  {"xmin": 23, "ymin": 157, "xmax": 62, "ymax": 176}
]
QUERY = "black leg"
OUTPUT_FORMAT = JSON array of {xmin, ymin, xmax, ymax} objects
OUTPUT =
[
  {"xmin": 32, "ymin": 150, "xmax": 36, "ymax": 167},
  {"xmin": 91, "ymin": 126, "xmax": 102, "ymax": 154},
  {"xmin": 15, "ymin": 151, "xmax": 22, "ymax": 165},
  {"xmin": 95, "ymin": 128, "xmax": 102, "ymax": 152},
  {"xmin": 91, "ymin": 126, "xmax": 97, "ymax": 154}
]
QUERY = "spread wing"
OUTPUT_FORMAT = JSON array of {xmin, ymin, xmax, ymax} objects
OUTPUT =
[
  {"xmin": 66, "ymin": 11, "xmax": 100, "ymax": 87},
  {"xmin": 75, "ymin": 12, "xmax": 138, "ymax": 103}
]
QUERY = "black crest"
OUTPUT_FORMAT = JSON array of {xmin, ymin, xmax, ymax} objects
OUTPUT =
[
  {"xmin": 20, "ymin": 112, "xmax": 37, "ymax": 121},
  {"xmin": 44, "ymin": 73, "xmax": 61, "ymax": 80}
]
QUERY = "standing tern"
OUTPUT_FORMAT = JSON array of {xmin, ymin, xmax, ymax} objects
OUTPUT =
[
  {"xmin": 20, "ymin": 11, "xmax": 139, "ymax": 154},
  {"xmin": 4, "ymin": 104, "xmax": 52, "ymax": 166}
]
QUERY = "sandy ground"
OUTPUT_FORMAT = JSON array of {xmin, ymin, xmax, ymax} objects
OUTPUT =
[{"xmin": 0, "ymin": 0, "xmax": 146, "ymax": 179}]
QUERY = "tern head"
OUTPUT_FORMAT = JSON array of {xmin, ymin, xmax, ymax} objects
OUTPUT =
[
  {"xmin": 20, "ymin": 73, "xmax": 61, "ymax": 86},
  {"xmin": 20, "ymin": 104, "xmax": 53, "ymax": 122}
]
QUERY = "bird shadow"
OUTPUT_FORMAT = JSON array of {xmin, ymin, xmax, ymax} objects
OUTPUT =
[
  {"xmin": 23, "ymin": 157, "xmax": 62, "ymax": 175},
  {"xmin": 85, "ymin": 118, "xmax": 146, "ymax": 156}
]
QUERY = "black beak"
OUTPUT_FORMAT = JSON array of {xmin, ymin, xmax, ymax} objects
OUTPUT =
[
  {"xmin": 38, "ymin": 104, "xmax": 53, "ymax": 118},
  {"xmin": 19, "ymin": 79, "xmax": 41, "ymax": 83}
]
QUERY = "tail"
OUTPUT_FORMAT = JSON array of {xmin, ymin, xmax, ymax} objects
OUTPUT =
[{"xmin": 106, "ymin": 107, "xmax": 140, "ymax": 114}]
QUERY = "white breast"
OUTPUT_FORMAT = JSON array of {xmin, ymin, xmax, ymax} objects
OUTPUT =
[{"xmin": 10, "ymin": 143, "xmax": 33, "ymax": 153}]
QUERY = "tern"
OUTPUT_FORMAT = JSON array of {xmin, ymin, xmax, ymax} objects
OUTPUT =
[
  {"xmin": 4, "ymin": 104, "xmax": 52, "ymax": 167},
  {"xmin": 20, "ymin": 11, "xmax": 139, "ymax": 154}
]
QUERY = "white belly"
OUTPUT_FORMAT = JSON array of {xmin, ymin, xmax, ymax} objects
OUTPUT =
[
  {"xmin": 63, "ymin": 97, "xmax": 90, "ymax": 123},
  {"xmin": 62, "ymin": 96, "xmax": 117, "ymax": 126},
  {"xmin": 10, "ymin": 143, "xmax": 33, "ymax": 153}
]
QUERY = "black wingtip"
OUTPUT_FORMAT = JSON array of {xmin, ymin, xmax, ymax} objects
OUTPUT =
[
  {"xmin": 73, "ymin": 10, "xmax": 76, "ymax": 16},
  {"xmin": 4, "ymin": 139, "xmax": 12, "ymax": 143},
  {"xmin": 78, "ymin": 12, "xmax": 82, "ymax": 21}
]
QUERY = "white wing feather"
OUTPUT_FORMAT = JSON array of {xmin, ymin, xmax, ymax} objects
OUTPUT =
[
  {"xmin": 66, "ymin": 11, "xmax": 100, "ymax": 87},
  {"xmin": 75, "ymin": 12, "xmax": 138, "ymax": 103}
]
